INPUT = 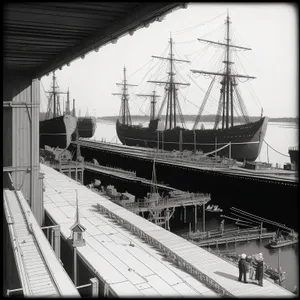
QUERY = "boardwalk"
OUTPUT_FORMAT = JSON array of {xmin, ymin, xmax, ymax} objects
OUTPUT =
[
  {"xmin": 41, "ymin": 164, "xmax": 295, "ymax": 297},
  {"xmin": 3, "ymin": 189, "xmax": 79, "ymax": 297}
]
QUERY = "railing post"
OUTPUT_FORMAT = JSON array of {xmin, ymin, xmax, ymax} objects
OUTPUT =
[
  {"xmin": 104, "ymin": 282, "xmax": 109, "ymax": 297},
  {"xmin": 90, "ymin": 278, "xmax": 99, "ymax": 297},
  {"xmin": 53, "ymin": 226, "xmax": 61, "ymax": 259}
]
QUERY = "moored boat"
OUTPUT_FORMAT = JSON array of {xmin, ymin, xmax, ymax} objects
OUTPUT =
[
  {"xmin": 40, "ymin": 72, "xmax": 77, "ymax": 149},
  {"xmin": 268, "ymin": 231, "xmax": 298, "ymax": 248}
]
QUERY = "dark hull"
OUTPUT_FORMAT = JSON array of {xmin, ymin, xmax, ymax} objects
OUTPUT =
[
  {"xmin": 40, "ymin": 115, "xmax": 77, "ymax": 149},
  {"xmin": 288, "ymin": 148, "xmax": 298, "ymax": 169},
  {"xmin": 116, "ymin": 117, "xmax": 269, "ymax": 162},
  {"xmin": 72, "ymin": 117, "xmax": 97, "ymax": 139}
]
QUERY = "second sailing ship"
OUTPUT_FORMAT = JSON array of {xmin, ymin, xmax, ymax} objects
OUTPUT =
[{"xmin": 115, "ymin": 14, "xmax": 268, "ymax": 162}]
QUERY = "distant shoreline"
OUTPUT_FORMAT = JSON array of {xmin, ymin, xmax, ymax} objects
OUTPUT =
[{"xmin": 96, "ymin": 115, "xmax": 299, "ymax": 123}]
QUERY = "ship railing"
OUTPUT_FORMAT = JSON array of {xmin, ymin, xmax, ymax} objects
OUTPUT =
[
  {"xmin": 95, "ymin": 202, "xmax": 232, "ymax": 297},
  {"xmin": 288, "ymin": 146, "xmax": 298, "ymax": 151}
]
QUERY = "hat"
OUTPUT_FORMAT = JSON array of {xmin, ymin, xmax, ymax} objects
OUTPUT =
[
  {"xmin": 241, "ymin": 253, "xmax": 246, "ymax": 259},
  {"xmin": 257, "ymin": 253, "xmax": 263, "ymax": 261}
]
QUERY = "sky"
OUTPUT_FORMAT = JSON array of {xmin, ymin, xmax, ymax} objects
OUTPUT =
[{"xmin": 40, "ymin": 3, "xmax": 298, "ymax": 119}]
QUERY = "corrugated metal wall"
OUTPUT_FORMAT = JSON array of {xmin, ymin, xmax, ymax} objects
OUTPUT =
[{"xmin": 4, "ymin": 75, "xmax": 44, "ymax": 225}]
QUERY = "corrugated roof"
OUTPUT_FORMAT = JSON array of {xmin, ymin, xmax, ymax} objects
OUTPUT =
[{"xmin": 4, "ymin": 2, "xmax": 187, "ymax": 79}]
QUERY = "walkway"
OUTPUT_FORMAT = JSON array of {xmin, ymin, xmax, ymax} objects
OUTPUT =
[
  {"xmin": 41, "ymin": 164, "xmax": 295, "ymax": 297},
  {"xmin": 3, "ymin": 189, "xmax": 80, "ymax": 297}
]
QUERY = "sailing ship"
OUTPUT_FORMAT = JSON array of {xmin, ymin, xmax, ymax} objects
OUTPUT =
[
  {"xmin": 72, "ymin": 108, "xmax": 97, "ymax": 139},
  {"xmin": 40, "ymin": 72, "xmax": 77, "ymax": 149},
  {"xmin": 115, "ymin": 14, "xmax": 269, "ymax": 162}
]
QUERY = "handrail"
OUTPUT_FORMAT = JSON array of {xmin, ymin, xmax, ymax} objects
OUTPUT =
[
  {"xmin": 3, "ymin": 191, "xmax": 32, "ymax": 296},
  {"xmin": 95, "ymin": 202, "xmax": 232, "ymax": 297},
  {"xmin": 14, "ymin": 190, "xmax": 79, "ymax": 297}
]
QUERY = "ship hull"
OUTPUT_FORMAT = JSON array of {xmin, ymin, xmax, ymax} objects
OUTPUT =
[
  {"xmin": 72, "ymin": 117, "xmax": 97, "ymax": 139},
  {"xmin": 288, "ymin": 148, "xmax": 298, "ymax": 169},
  {"xmin": 116, "ymin": 117, "xmax": 269, "ymax": 162},
  {"xmin": 40, "ymin": 115, "xmax": 77, "ymax": 149}
]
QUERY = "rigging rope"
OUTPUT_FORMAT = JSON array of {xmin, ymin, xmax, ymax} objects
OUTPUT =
[
  {"xmin": 263, "ymin": 140, "xmax": 290, "ymax": 157},
  {"xmin": 173, "ymin": 12, "xmax": 227, "ymax": 35}
]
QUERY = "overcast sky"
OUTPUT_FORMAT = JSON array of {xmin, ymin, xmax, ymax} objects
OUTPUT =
[{"xmin": 40, "ymin": 3, "xmax": 297, "ymax": 119}]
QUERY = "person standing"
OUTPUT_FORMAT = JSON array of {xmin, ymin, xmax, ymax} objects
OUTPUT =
[
  {"xmin": 238, "ymin": 253, "xmax": 248, "ymax": 283},
  {"xmin": 246, "ymin": 256, "xmax": 255, "ymax": 280},
  {"xmin": 255, "ymin": 253, "xmax": 265, "ymax": 287}
]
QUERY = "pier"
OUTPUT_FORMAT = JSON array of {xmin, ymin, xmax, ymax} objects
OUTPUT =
[
  {"xmin": 71, "ymin": 139, "xmax": 298, "ymax": 184},
  {"xmin": 41, "ymin": 163, "xmax": 294, "ymax": 297}
]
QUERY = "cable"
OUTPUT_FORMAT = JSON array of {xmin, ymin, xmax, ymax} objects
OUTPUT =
[{"xmin": 263, "ymin": 140, "xmax": 290, "ymax": 157}]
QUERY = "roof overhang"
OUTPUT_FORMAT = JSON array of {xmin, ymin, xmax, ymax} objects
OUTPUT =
[{"xmin": 4, "ymin": 2, "xmax": 188, "ymax": 80}]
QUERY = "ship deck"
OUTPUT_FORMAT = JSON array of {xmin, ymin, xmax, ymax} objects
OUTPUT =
[{"xmin": 41, "ymin": 164, "xmax": 294, "ymax": 297}]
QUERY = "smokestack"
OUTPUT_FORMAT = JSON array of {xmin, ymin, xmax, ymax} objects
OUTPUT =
[
  {"xmin": 72, "ymin": 99, "xmax": 76, "ymax": 117},
  {"xmin": 66, "ymin": 88, "xmax": 70, "ymax": 114}
]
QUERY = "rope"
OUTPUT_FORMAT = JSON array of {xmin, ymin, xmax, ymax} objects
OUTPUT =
[{"xmin": 263, "ymin": 140, "xmax": 289, "ymax": 157}]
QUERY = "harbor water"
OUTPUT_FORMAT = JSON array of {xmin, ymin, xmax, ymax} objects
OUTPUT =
[{"xmin": 91, "ymin": 119, "xmax": 298, "ymax": 292}]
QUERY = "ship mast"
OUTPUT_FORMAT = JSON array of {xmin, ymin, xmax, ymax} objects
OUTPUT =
[
  {"xmin": 148, "ymin": 36, "xmax": 190, "ymax": 130},
  {"xmin": 191, "ymin": 13, "xmax": 255, "ymax": 129},
  {"xmin": 113, "ymin": 67, "xmax": 137, "ymax": 126},
  {"xmin": 45, "ymin": 72, "xmax": 68, "ymax": 119},
  {"xmin": 136, "ymin": 91, "xmax": 161, "ymax": 121}
]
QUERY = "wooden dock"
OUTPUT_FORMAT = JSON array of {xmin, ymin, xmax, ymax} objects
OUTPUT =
[
  {"xmin": 72, "ymin": 139, "xmax": 298, "ymax": 184},
  {"xmin": 41, "ymin": 164, "xmax": 295, "ymax": 297}
]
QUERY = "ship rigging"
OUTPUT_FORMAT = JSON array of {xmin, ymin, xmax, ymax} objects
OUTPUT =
[{"xmin": 115, "ymin": 13, "xmax": 269, "ymax": 162}]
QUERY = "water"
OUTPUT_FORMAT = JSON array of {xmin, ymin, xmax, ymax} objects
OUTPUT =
[{"xmin": 91, "ymin": 119, "xmax": 299, "ymax": 292}]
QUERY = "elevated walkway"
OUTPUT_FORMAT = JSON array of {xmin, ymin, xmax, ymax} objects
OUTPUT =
[
  {"xmin": 3, "ymin": 189, "xmax": 80, "ymax": 297},
  {"xmin": 41, "ymin": 164, "xmax": 294, "ymax": 297}
]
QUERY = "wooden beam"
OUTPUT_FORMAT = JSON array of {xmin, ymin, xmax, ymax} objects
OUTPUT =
[{"xmin": 34, "ymin": 3, "xmax": 185, "ymax": 78}]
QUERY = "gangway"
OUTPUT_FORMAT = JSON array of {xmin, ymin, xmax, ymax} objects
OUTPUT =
[{"xmin": 3, "ymin": 188, "xmax": 80, "ymax": 297}]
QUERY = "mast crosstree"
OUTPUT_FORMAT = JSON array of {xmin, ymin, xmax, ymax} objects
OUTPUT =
[
  {"xmin": 45, "ymin": 72, "xmax": 68, "ymax": 119},
  {"xmin": 191, "ymin": 13, "xmax": 255, "ymax": 129},
  {"xmin": 148, "ymin": 36, "xmax": 190, "ymax": 130},
  {"xmin": 113, "ymin": 67, "xmax": 137, "ymax": 126},
  {"xmin": 136, "ymin": 91, "xmax": 161, "ymax": 121}
]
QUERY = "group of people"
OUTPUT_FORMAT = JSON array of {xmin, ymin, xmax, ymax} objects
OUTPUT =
[{"xmin": 238, "ymin": 252, "xmax": 265, "ymax": 286}]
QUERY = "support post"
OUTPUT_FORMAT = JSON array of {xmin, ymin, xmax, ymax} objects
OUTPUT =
[
  {"xmin": 203, "ymin": 203, "xmax": 206, "ymax": 232},
  {"xmin": 157, "ymin": 131, "xmax": 159, "ymax": 150},
  {"xmin": 166, "ymin": 208, "xmax": 170, "ymax": 231},
  {"xmin": 183, "ymin": 206, "xmax": 186, "ymax": 223},
  {"xmin": 189, "ymin": 222, "xmax": 191, "ymax": 234},
  {"xmin": 90, "ymin": 278, "xmax": 99, "ymax": 297},
  {"xmin": 194, "ymin": 205, "xmax": 197, "ymax": 232},
  {"xmin": 229, "ymin": 141, "xmax": 231, "ymax": 159},
  {"xmin": 53, "ymin": 226, "xmax": 61, "ymax": 259},
  {"xmin": 104, "ymin": 283, "xmax": 109, "ymax": 297},
  {"xmin": 278, "ymin": 248, "xmax": 282, "ymax": 286},
  {"xmin": 74, "ymin": 247, "xmax": 77, "ymax": 286}
]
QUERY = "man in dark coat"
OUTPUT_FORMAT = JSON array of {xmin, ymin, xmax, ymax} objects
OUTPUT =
[
  {"xmin": 238, "ymin": 253, "xmax": 248, "ymax": 283},
  {"xmin": 255, "ymin": 256, "xmax": 265, "ymax": 287}
]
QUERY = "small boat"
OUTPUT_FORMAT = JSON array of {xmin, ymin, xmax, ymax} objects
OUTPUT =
[
  {"xmin": 268, "ymin": 231, "xmax": 298, "ymax": 248},
  {"xmin": 206, "ymin": 205, "xmax": 223, "ymax": 212}
]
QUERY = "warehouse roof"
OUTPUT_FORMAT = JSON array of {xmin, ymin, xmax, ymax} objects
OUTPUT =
[{"xmin": 4, "ymin": 2, "xmax": 187, "ymax": 79}]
